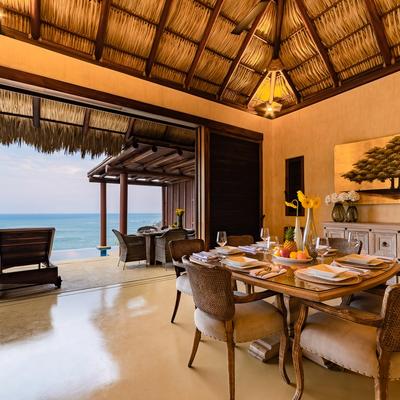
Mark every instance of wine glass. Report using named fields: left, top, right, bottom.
left=216, top=231, right=227, bottom=247
left=260, top=227, right=270, bottom=242
left=267, top=235, right=279, bottom=254
left=348, top=232, right=361, bottom=252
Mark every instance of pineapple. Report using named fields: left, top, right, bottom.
left=283, top=227, right=297, bottom=252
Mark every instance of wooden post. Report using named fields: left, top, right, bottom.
left=119, top=173, right=128, bottom=234
left=97, top=182, right=110, bottom=256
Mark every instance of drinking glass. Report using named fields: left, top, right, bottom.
left=267, top=235, right=279, bottom=253
left=260, top=227, right=270, bottom=242
left=216, top=231, right=227, bottom=247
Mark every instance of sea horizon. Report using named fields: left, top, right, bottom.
left=0, top=213, right=162, bottom=253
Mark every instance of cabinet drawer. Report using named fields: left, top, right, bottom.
left=371, top=232, right=397, bottom=258
left=324, top=228, right=345, bottom=239
left=346, top=230, right=369, bottom=254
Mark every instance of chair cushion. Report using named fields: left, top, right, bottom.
left=176, top=273, right=192, bottom=296
left=300, top=312, right=400, bottom=379
left=350, top=292, right=383, bottom=314
left=194, top=300, right=282, bottom=343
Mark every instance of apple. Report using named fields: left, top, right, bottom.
left=280, top=248, right=290, bottom=258
left=297, top=251, right=308, bottom=260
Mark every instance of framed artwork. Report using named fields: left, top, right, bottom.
left=334, top=134, right=400, bottom=204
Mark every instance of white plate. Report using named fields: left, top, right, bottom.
left=336, top=254, right=384, bottom=266
left=213, top=246, right=242, bottom=255
left=306, top=264, right=350, bottom=279
left=222, top=256, right=268, bottom=269
left=295, top=269, right=362, bottom=286
left=273, top=255, right=313, bottom=264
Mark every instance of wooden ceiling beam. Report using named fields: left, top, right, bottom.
left=185, top=0, right=225, bottom=89
left=30, top=0, right=41, bottom=40
left=125, top=118, right=136, bottom=141
left=82, top=108, right=91, bottom=135
left=273, top=0, right=284, bottom=59
left=364, top=0, right=393, bottom=66
left=122, top=147, right=158, bottom=166
left=145, top=151, right=183, bottom=168
left=164, top=158, right=195, bottom=171
left=294, top=0, right=339, bottom=87
left=105, top=166, right=193, bottom=181
left=32, top=96, right=40, bottom=128
left=281, top=69, right=301, bottom=103
left=146, top=0, right=173, bottom=77
left=94, top=0, right=112, bottom=61
left=218, top=2, right=268, bottom=99
left=89, top=176, right=166, bottom=187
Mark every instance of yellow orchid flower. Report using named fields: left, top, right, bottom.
left=285, top=201, right=298, bottom=209
left=297, top=190, right=306, bottom=202
left=312, top=197, right=321, bottom=208
left=301, top=198, right=314, bottom=208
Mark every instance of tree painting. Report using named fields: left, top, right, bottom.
left=342, top=135, right=400, bottom=191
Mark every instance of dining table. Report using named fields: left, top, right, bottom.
left=190, top=249, right=400, bottom=366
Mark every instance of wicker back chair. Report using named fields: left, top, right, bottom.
left=137, top=225, right=158, bottom=234
left=328, top=237, right=362, bottom=254
left=154, top=229, right=187, bottom=264
left=168, top=239, right=205, bottom=323
left=227, top=234, right=254, bottom=247
left=292, top=284, right=400, bottom=400
left=186, top=260, right=289, bottom=400
left=112, top=229, right=146, bottom=269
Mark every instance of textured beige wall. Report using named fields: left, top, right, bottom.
left=0, top=36, right=270, bottom=133
left=264, top=71, right=400, bottom=238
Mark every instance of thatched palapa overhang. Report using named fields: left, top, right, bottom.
left=0, top=87, right=196, bottom=158
left=0, top=0, right=399, bottom=117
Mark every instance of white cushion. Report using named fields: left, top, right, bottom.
left=194, top=300, right=283, bottom=343
left=300, top=312, right=400, bottom=379
left=176, top=273, right=192, bottom=296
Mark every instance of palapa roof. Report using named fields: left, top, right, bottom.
left=1, top=0, right=399, bottom=116
left=0, top=87, right=196, bottom=157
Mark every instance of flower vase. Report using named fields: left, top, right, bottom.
left=303, top=208, right=318, bottom=259
left=294, top=216, right=303, bottom=251
left=331, top=203, right=345, bottom=222
left=177, top=215, right=183, bottom=229
left=345, top=205, right=358, bottom=223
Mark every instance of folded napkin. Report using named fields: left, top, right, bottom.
left=337, top=254, right=384, bottom=266
left=250, top=267, right=286, bottom=280
left=191, top=251, right=219, bottom=262
left=238, top=245, right=258, bottom=254
left=307, top=264, right=349, bottom=279
left=222, top=256, right=267, bottom=269
left=214, top=246, right=242, bottom=255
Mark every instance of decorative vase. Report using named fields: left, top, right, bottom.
left=303, top=208, right=318, bottom=259
left=345, top=204, right=358, bottom=223
left=294, top=216, right=303, bottom=251
left=331, top=203, right=345, bottom=222
left=177, top=214, right=183, bottom=229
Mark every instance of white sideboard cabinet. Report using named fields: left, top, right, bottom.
left=323, top=222, right=400, bottom=260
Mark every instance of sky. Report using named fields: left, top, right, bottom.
left=0, top=144, right=162, bottom=214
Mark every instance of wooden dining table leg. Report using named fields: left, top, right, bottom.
left=277, top=294, right=290, bottom=384
left=292, top=303, right=309, bottom=400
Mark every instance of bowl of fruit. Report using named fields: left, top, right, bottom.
left=272, top=227, right=313, bottom=263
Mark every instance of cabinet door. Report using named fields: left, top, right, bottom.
left=346, top=229, right=369, bottom=254
left=371, top=231, right=397, bottom=258
left=325, top=228, right=345, bottom=239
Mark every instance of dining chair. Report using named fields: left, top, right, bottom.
left=292, top=284, right=400, bottom=400
left=227, top=234, right=254, bottom=247
left=186, top=260, right=290, bottom=400
left=112, top=229, right=146, bottom=269
left=327, top=237, right=362, bottom=254
left=154, top=229, right=187, bottom=264
left=168, top=239, right=205, bottom=323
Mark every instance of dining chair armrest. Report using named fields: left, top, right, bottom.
left=302, top=300, right=383, bottom=327
left=234, top=290, right=278, bottom=304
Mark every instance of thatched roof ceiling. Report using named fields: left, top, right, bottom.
left=0, top=88, right=196, bottom=157
left=0, top=0, right=399, bottom=116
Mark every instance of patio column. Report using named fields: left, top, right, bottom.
left=119, top=173, right=128, bottom=234
left=97, top=182, right=111, bottom=256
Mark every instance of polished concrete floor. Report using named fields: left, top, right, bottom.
left=1, top=277, right=399, bottom=400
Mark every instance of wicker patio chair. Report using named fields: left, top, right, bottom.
left=112, top=229, right=146, bottom=269
left=154, top=229, right=187, bottom=265
left=227, top=234, right=254, bottom=247
left=292, top=284, right=400, bottom=400
left=186, top=260, right=290, bottom=400
left=168, top=239, right=205, bottom=323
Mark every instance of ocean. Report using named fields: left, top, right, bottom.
left=0, top=213, right=162, bottom=260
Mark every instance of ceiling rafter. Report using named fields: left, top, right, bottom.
left=218, top=1, right=269, bottom=99
left=294, top=0, right=339, bottom=87
left=281, top=69, right=301, bottom=103
left=185, top=0, right=225, bottom=89
left=82, top=109, right=91, bottom=135
left=94, top=0, right=111, bottom=61
left=32, top=96, right=40, bottom=128
left=145, top=0, right=174, bottom=77
left=125, top=118, right=136, bottom=141
left=30, top=0, right=41, bottom=40
left=363, top=0, right=393, bottom=67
